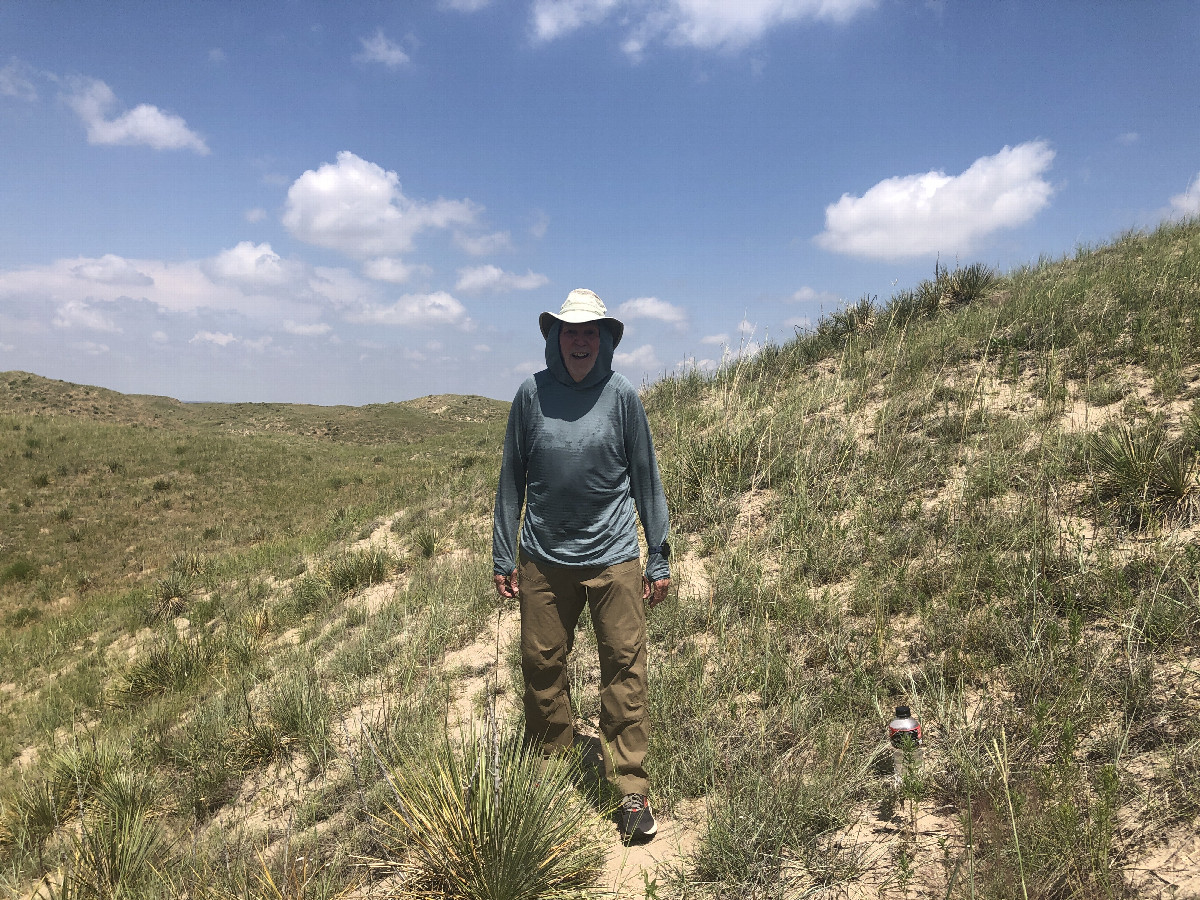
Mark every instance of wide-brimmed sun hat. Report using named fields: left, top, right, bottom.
left=539, top=289, right=624, bottom=348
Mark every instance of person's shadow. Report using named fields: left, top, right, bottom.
left=569, top=733, right=620, bottom=812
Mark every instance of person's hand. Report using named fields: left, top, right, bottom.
left=642, top=576, right=670, bottom=609
left=494, top=570, right=519, bottom=600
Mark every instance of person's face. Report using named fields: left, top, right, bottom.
left=559, top=321, right=601, bottom=382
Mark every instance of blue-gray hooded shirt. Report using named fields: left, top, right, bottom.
left=492, top=322, right=671, bottom=582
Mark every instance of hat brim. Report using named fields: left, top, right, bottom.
left=539, top=311, right=624, bottom=348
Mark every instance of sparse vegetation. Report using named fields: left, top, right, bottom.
left=2, top=221, right=1200, bottom=896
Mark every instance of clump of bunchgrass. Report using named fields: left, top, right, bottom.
left=366, top=726, right=608, bottom=900
left=265, top=665, right=337, bottom=770
left=116, top=634, right=217, bottom=702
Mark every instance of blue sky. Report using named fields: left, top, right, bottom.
left=2, top=1, right=1198, bottom=405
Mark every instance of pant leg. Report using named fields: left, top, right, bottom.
left=518, top=554, right=587, bottom=756
left=585, top=558, right=650, bottom=796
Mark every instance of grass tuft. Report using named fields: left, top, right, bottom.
left=368, top=727, right=608, bottom=900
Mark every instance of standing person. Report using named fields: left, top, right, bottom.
left=492, top=288, right=672, bottom=845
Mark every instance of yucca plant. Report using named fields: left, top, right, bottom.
left=413, top=526, right=438, bottom=559
left=1089, top=422, right=1199, bottom=526
left=941, top=262, right=997, bottom=308
left=148, top=570, right=192, bottom=622
left=57, top=812, right=167, bottom=899
left=368, top=727, right=608, bottom=900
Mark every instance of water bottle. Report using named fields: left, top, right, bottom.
left=887, top=705, right=923, bottom=785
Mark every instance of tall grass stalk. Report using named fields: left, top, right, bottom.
left=986, top=729, right=1028, bottom=900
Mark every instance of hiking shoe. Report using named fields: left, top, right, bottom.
left=617, top=793, right=657, bottom=844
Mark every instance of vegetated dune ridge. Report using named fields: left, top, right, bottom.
left=1, top=218, right=1198, bottom=899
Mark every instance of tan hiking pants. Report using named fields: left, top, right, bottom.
left=517, top=554, right=649, bottom=796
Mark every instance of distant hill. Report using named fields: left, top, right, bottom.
left=0, top=371, right=508, bottom=443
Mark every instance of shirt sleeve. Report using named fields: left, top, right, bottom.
left=492, top=385, right=529, bottom=576
left=624, top=389, right=671, bottom=582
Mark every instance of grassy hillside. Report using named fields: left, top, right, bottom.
left=1, top=219, right=1199, bottom=899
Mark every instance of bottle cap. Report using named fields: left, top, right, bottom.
left=895, top=705, right=911, bottom=717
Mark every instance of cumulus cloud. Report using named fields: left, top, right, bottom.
left=1, top=57, right=38, bottom=101
left=348, top=291, right=470, bottom=328
left=52, top=300, right=121, bottom=333
left=790, top=285, right=840, bottom=305
left=356, top=29, right=411, bottom=68
left=283, top=321, right=333, bottom=336
left=1169, top=174, right=1200, bottom=218
left=816, top=141, right=1055, bottom=260
left=191, top=331, right=238, bottom=346
left=362, top=257, right=430, bottom=284
left=532, top=0, right=875, bottom=53
left=455, top=230, right=513, bottom=256
left=455, top=265, right=549, bottom=293
left=283, top=151, right=478, bottom=258
left=205, top=242, right=299, bottom=288
left=72, top=254, right=154, bottom=286
left=615, top=296, right=687, bottom=329
left=614, top=343, right=662, bottom=373
left=72, top=341, right=110, bottom=356
left=614, top=340, right=662, bottom=376
left=700, top=332, right=728, bottom=345
left=65, top=77, right=209, bottom=153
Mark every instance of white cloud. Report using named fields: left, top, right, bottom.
left=245, top=207, right=268, bottom=223
left=440, top=0, right=492, bottom=10
left=532, top=0, right=875, bottom=52
left=72, top=341, right=110, bottom=356
left=151, top=331, right=169, bottom=343
left=52, top=300, right=121, bottom=333
left=283, top=321, right=333, bottom=336
left=205, top=242, right=300, bottom=288
left=283, top=151, right=478, bottom=257
left=362, top=257, right=430, bottom=284
left=1169, top=174, right=1200, bottom=218
left=700, top=332, right=728, bottom=345
left=816, top=141, right=1055, bottom=259
left=615, top=296, right=687, bottom=329
left=0, top=251, right=381, bottom=329
left=309, top=266, right=377, bottom=307
left=455, top=265, right=548, bottom=293
left=532, top=0, right=621, bottom=41
left=356, top=29, right=411, bottom=68
left=455, top=230, right=513, bottom=256
left=208, top=48, right=226, bottom=64
left=1, top=57, right=38, bottom=101
left=1, top=342, right=17, bottom=352
left=71, top=254, right=154, bottom=286
left=614, top=343, right=661, bottom=372
left=243, top=336, right=273, bottom=352
left=790, top=285, right=840, bottom=305
left=190, top=331, right=238, bottom=346
left=348, top=291, right=470, bottom=328
left=65, top=77, right=209, bottom=154
left=1117, top=131, right=1139, bottom=146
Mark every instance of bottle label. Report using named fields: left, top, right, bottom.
left=888, top=725, right=922, bottom=747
